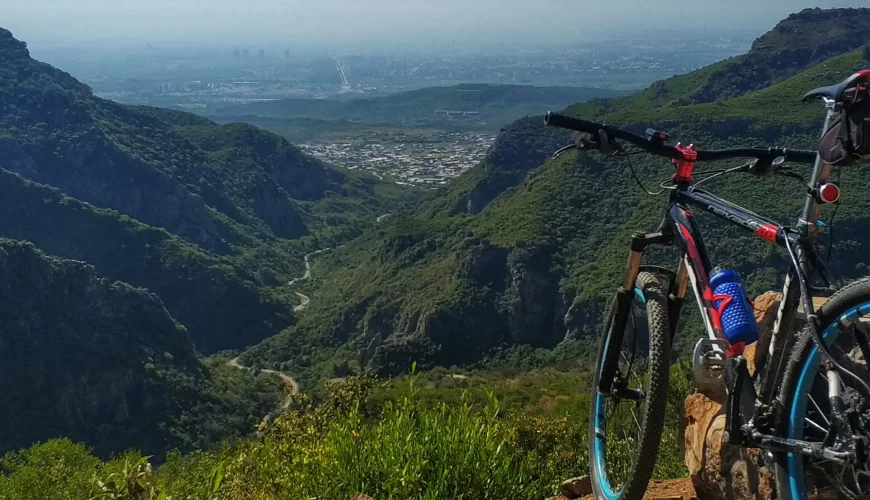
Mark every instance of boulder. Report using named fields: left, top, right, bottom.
left=560, top=476, right=593, bottom=499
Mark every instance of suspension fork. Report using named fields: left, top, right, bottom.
left=668, top=257, right=690, bottom=341
left=598, top=231, right=672, bottom=394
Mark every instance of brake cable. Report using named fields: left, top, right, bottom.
left=782, top=229, right=870, bottom=394
left=624, top=154, right=666, bottom=196
left=691, top=163, right=752, bottom=187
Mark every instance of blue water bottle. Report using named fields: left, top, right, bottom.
left=709, top=267, right=758, bottom=346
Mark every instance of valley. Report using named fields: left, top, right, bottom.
left=3, top=5, right=870, bottom=499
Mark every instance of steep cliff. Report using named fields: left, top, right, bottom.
left=0, top=240, right=282, bottom=457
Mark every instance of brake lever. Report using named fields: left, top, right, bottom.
left=748, top=155, right=786, bottom=176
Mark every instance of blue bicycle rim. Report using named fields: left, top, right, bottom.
left=786, top=302, right=870, bottom=499
left=592, top=288, right=645, bottom=500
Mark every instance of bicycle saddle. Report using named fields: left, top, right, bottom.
left=802, top=70, right=870, bottom=102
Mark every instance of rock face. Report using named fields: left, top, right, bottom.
left=362, top=241, right=570, bottom=376
left=682, top=394, right=774, bottom=500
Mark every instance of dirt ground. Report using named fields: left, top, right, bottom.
left=560, top=477, right=698, bottom=500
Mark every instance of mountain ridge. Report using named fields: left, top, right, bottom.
left=210, top=83, right=627, bottom=130
left=0, top=26, right=415, bottom=457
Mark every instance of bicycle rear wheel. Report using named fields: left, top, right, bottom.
left=589, top=272, right=671, bottom=500
left=775, top=277, right=870, bottom=500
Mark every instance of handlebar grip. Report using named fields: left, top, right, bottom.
left=786, top=150, right=818, bottom=164
left=544, top=112, right=598, bottom=134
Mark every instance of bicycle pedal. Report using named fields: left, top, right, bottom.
left=693, top=339, right=728, bottom=394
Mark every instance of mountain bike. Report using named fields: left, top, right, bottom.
left=545, top=71, right=870, bottom=500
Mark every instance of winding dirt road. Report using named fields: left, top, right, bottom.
left=293, top=292, right=310, bottom=312
left=227, top=356, right=299, bottom=395
left=287, top=248, right=332, bottom=311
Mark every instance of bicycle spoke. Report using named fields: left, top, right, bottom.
left=629, top=405, right=642, bottom=434
left=808, top=394, right=831, bottom=426
left=805, top=417, right=827, bottom=434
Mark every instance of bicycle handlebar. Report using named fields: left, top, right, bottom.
left=544, top=112, right=817, bottom=164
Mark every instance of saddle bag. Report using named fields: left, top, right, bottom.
left=819, top=96, right=870, bottom=165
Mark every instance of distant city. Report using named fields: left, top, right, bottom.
left=299, top=131, right=496, bottom=187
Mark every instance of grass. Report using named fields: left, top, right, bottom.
left=0, top=366, right=694, bottom=499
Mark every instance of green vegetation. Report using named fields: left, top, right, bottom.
left=0, top=167, right=295, bottom=352
left=0, top=366, right=692, bottom=499
left=0, top=239, right=283, bottom=458
left=211, top=84, right=627, bottom=130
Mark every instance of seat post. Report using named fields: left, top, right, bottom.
left=799, top=98, right=840, bottom=239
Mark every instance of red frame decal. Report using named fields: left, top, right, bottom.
left=753, top=223, right=779, bottom=243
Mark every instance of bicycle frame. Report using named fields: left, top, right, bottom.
left=598, top=98, right=850, bottom=459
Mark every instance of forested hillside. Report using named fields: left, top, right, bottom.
left=241, top=9, right=870, bottom=386
left=0, top=26, right=417, bottom=353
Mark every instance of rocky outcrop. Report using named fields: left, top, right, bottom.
left=560, top=476, right=593, bottom=498
left=682, top=8, right=870, bottom=105
left=505, top=245, right=565, bottom=346
left=360, top=240, right=572, bottom=376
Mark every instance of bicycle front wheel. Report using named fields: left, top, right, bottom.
left=589, top=272, right=671, bottom=500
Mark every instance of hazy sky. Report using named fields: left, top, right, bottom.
left=5, top=0, right=870, bottom=47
